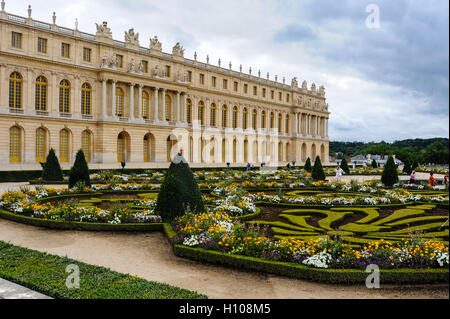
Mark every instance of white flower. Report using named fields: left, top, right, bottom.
left=183, top=235, right=199, bottom=247
left=302, top=251, right=333, bottom=269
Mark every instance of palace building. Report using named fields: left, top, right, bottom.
left=0, top=2, right=330, bottom=170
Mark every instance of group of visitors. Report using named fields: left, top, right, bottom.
left=410, top=170, right=449, bottom=187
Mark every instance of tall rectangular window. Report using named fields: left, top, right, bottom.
left=244, top=84, right=248, bottom=94
left=262, top=88, right=266, bottom=98
left=271, top=90, right=274, bottom=99
left=287, top=94, right=290, bottom=103
left=117, top=55, right=123, bottom=68
left=11, top=32, right=22, bottom=49
left=37, top=38, right=47, bottom=53
left=199, top=73, right=205, bottom=84
left=165, top=65, right=171, bottom=77
left=279, top=92, right=282, bottom=101
left=253, top=86, right=257, bottom=96
left=212, top=76, right=217, bottom=87
left=187, top=71, right=192, bottom=82
left=142, top=60, right=148, bottom=73
left=223, top=79, right=228, bottom=89
left=83, top=47, right=92, bottom=62
left=61, top=43, right=70, bottom=58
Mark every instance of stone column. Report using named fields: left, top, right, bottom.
left=0, top=64, right=6, bottom=107
left=182, top=93, right=187, bottom=123
left=161, top=88, right=167, bottom=121
left=111, top=80, right=117, bottom=118
left=294, top=112, right=298, bottom=135
left=176, top=91, right=181, bottom=122
left=153, top=87, right=159, bottom=121
left=129, top=83, right=135, bottom=120
left=137, top=84, right=142, bottom=119
left=101, top=79, right=107, bottom=117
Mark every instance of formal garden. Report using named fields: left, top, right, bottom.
left=0, top=148, right=448, bottom=290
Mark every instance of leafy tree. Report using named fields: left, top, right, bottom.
left=304, top=157, right=312, bottom=172
left=68, top=150, right=91, bottom=188
left=381, top=156, right=399, bottom=187
left=312, top=156, right=326, bottom=181
left=371, top=159, right=378, bottom=169
left=340, top=157, right=350, bottom=174
left=421, top=142, right=449, bottom=164
left=156, top=153, right=205, bottom=222
left=42, top=148, right=63, bottom=181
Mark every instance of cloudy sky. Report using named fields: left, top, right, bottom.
left=5, top=0, right=449, bottom=142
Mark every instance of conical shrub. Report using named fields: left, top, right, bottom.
left=156, top=153, right=205, bottom=222
left=340, top=157, right=350, bottom=174
left=312, top=156, right=326, bottom=181
left=42, top=148, right=63, bottom=181
left=371, top=159, right=378, bottom=169
left=381, top=156, right=399, bottom=187
left=68, top=150, right=91, bottom=188
left=304, top=157, right=312, bottom=172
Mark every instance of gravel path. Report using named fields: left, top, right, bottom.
left=0, top=219, right=447, bottom=299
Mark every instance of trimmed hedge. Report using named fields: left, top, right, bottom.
left=0, top=241, right=207, bottom=299
left=0, top=208, right=164, bottom=232
left=173, top=245, right=449, bottom=284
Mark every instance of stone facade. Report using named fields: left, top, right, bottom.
left=0, top=3, right=330, bottom=170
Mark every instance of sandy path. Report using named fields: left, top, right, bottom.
left=0, top=219, right=447, bottom=299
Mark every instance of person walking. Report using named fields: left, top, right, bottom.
left=246, top=163, right=251, bottom=171
left=410, top=170, right=416, bottom=184
left=335, top=165, right=344, bottom=182
left=429, top=173, right=436, bottom=187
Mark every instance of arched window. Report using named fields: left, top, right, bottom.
left=210, top=103, right=216, bottom=127
left=35, top=128, right=46, bottom=162
left=144, top=135, right=150, bottom=162
left=117, top=133, right=125, bottom=162
left=9, top=72, right=22, bottom=110
left=81, top=130, right=91, bottom=162
left=35, top=76, right=47, bottom=111
left=165, top=95, right=172, bottom=121
left=186, top=99, right=192, bottom=124
left=232, top=107, right=238, bottom=129
left=59, top=80, right=70, bottom=113
left=270, top=112, right=274, bottom=129
left=198, top=101, right=205, bottom=125
left=252, top=109, right=257, bottom=130
left=222, top=105, right=228, bottom=128
left=244, top=140, right=248, bottom=162
left=222, top=139, right=226, bottom=163
left=285, top=114, right=290, bottom=134
left=60, top=129, right=69, bottom=162
left=278, top=143, right=282, bottom=162
left=9, top=126, right=21, bottom=162
left=286, top=143, right=290, bottom=162
left=243, top=108, right=248, bottom=130
left=81, top=83, right=91, bottom=115
left=116, top=87, right=124, bottom=117
left=261, top=111, right=266, bottom=129
left=278, top=113, right=282, bottom=133
left=142, top=91, right=149, bottom=119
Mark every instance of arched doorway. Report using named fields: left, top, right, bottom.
left=167, top=135, right=177, bottom=162
left=117, top=132, right=130, bottom=163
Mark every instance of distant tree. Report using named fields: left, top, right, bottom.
left=304, top=157, right=312, bottom=172
left=312, top=157, right=326, bottom=181
left=340, top=158, right=350, bottom=174
left=42, top=148, right=64, bottom=181
left=381, top=156, right=399, bottom=187
left=371, top=159, right=378, bottom=169
left=68, top=150, right=91, bottom=188
left=421, top=142, right=449, bottom=164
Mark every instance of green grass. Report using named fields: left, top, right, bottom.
left=317, top=211, right=354, bottom=231
left=340, top=223, right=390, bottom=233
left=0, top=240, right=207, bottom=299
left=279, top=214, right=322, bottom=231
left=369, top=222, right=447, bottom=236
left=386, top=216, right=448, bottom=227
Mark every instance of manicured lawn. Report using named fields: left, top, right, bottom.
left=0, top=240, right=207, bottom=299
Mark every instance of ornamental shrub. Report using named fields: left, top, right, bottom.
left=42, top=148, right=63, bottom=181
left=371, top=159, right=378, bottom=169
left=403, top=159, right=412, bottom=175
left=304, top=158, right=312, bottom=172
left=312, top=156, right=326, bottom=181
left=381, top=156, right=399, bottom=187
left=340, top=158, right=350, bottom=174
left=156, top=153, right=205, bottom=222
left=68, top=150, right=91, bottom=188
